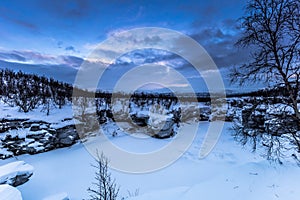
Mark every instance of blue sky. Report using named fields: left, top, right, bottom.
left=0, top=0, right=255, bottom=92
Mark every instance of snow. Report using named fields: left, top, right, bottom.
left=0, top=100, right=74, bottom=125
left=0, top=184, right=22, bottom=200
left=0, top=100, right=75, bottom=141
left=27, top=141, right=45, bottom=152
left=0, top=148, right=13, bottom=158
left=0, top=129, right=27, bottom=140
left=0, top=161, right=34, bottom=185
left=0, top=122, right=299, bottom=200
left=27, top=129, right=48, bottom=136
left=43, top=192, right=69, bottom=200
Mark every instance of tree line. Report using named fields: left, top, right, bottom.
left=0, top=69, right=72, bottom=114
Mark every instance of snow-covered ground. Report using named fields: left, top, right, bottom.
left=1, top=122, right=299, bottom=200
left=0, top=184, right=22, bottom=200
left=0, top=101, right=73, bottom=125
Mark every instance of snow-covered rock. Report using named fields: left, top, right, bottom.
left=43, top=192, right=69, bottom=200
left=0, top=184, right=22, bottom=200
left=0, top=147, right=13, bottom=159
left=56, top=125, right=78, bottom=146
left=148, top=114, right=176, bottom=138
left=0, top=161, right=34, bottom=187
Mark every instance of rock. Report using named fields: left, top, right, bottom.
left=0, top=184, right=22, bottom=200
left=56, top=125, right=78, bottom=146
left=0, top=148, right=13, bottom=159
left=131, top=112, right=149, bottom=127
left=29, top=124, right=40, bottom=132
left=26, top=141, right=45, bottom=154
left=59, top=136, right=74, bottom=146
left=62, top=118, right=72, bottom=122
left=22, top=120, right=49, bottom=129
left=0, top=161, right=34, bottom=187
left=27, top=130, right=48, bottom=139
left=0, top=119, right=28, bottom=132
left=152, top=119, right=175, bottom=139
left=48, top=128, right=56, bottom=134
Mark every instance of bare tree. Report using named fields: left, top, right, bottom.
left=87, top=152, right=120, bottom=200
left=232, top=0, right=300, bottom=117
left=231, top=0, right=300, bottom=162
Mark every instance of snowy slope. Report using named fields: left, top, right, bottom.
left=0, top=100, right=73, bottom=124
left=43, top=192, right=69, bottom=200
left=0, top=122, right=299, bottom=200
left=0, top=184, right=22, bottom=200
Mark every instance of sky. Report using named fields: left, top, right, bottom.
left=0, top=0, right=256, bottom=92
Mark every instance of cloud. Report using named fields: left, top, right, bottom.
left=39, top=0, right=93, bottom=19
left=65, top=46, right=79, bottom=53
left=57, top=41, right=63, bottom=48
left=0, top=52, right=27, bottom=62
left=188, top=20, right=248, bottom=68
left=61, top=55, right=84, bottom=68
left=65, top=46, right=75, bottom=51
left=0, top=50, right=84, bottom=69
left=107, top=28, right=163, bottom=45
left=0, top=7, right=38, bottom=31
left=9, top=18, right=37, bottom=30
left=57, top=42, right=79, bottom=53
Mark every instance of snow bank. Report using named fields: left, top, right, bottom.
left=0, top=184, right=22, bottom=200
left=0, top=161, right=34, bottom=186
left=43, top=192, right=69, bottom=200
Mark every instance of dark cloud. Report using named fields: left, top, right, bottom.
left=188, top=20, right=249, bottom=68
left=39, top=0, right=93, bottom=19
left=57, top=41, right=63, bottom=48
left=191, top=27, right=227, bottom=44
left=65, top=46, right=76, bottom=52
left=188, top=0, right=244, bottom=28
left=0, top=7, right=38, bottom=31
left=57, top=43, right=79, bottom=53
left=9, top=18, right=37, bottom=30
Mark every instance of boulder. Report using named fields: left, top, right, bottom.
left=56, top=125, right=78, bottom=146
left=152, top=119, right=175, bottom=139
left=0, top=161, right=34, bottom=187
